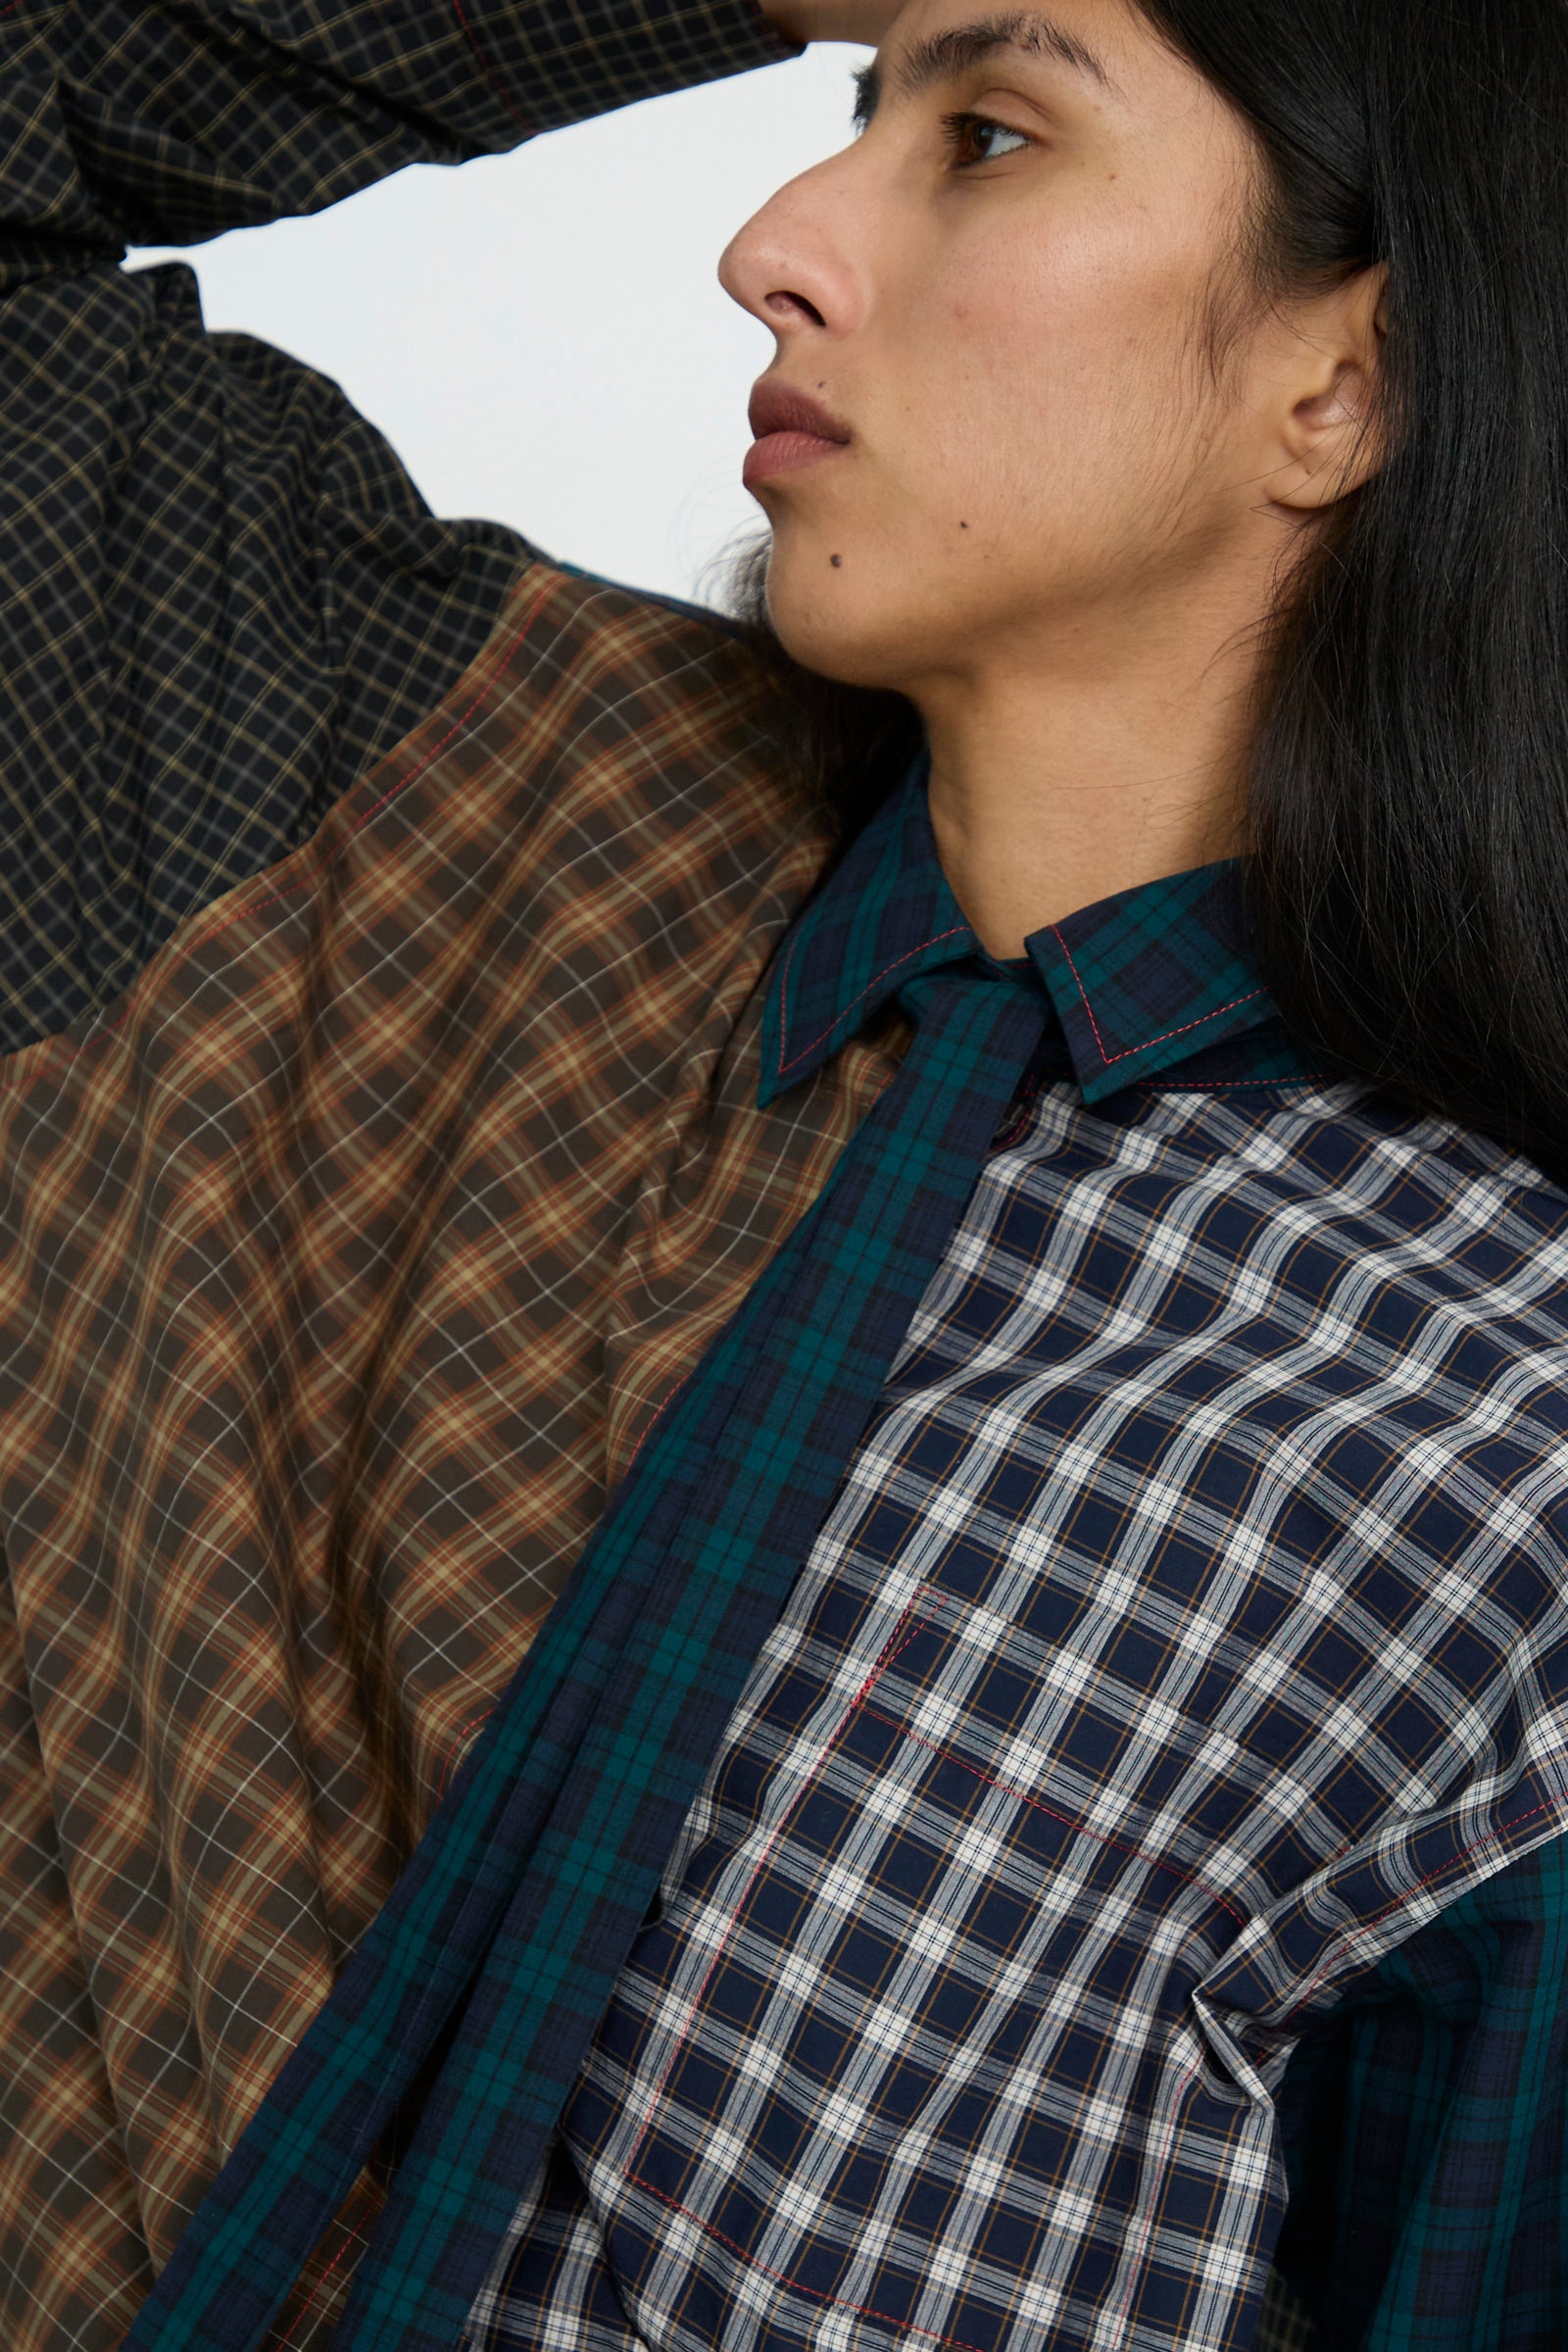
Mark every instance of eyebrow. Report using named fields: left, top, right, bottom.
left=851, top=11, right=1114, bottom=129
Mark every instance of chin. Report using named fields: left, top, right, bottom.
left=761, top=541, right=922, bottom=696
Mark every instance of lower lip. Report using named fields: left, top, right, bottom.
left=743, top=430, right=850, bottom=489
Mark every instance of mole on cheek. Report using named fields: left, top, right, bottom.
left=830, top=554, right=843, bottom=568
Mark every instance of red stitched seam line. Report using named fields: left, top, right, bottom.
left=1050, top=926, right=1262, bottom=1071
left=1297, top=1792, right=1565, bottom=2005
left=623, top=1592, right=948, bottom=2164
left=276, top=2215, right=364, bottom=2351
left=622, top=2175, right=992, bottom=2352
left=776, top=926, right=969, bottom=1079
left=198, top=577, right=554, bottom=953
left=620, top=1371, right=692, bottom=1483
left=1134, top=1074, right=1330, bottom=1094
left=860, top=1705, right=1248, bottom=1926
left=451, top=0, right=530, bottom=130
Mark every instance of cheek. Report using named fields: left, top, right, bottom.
left=909, top=223, right=1225, bottom=524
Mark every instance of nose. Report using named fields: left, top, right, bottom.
left=718, top=149, right=867, bottom=347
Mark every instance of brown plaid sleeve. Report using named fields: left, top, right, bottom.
left=0, top=558, right=890, bottom=2350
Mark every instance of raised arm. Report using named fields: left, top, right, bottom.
left=0, top=0, right=797, bottom=275
left=0, top=0, right=808, bottom=1058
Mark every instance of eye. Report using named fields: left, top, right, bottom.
left=941, top=110, right=1033, bottom=169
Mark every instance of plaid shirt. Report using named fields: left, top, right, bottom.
left=3, top=5, right=1568, bottom=2350
left=462, top=780, right=1568, bottom=2352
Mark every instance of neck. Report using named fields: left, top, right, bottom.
left=914, top=583, right=1264, bottom=959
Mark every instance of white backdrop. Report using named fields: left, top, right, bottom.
left=129, top=44, right=869, bottom=604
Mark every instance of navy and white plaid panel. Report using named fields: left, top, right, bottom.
left=470, top=1071, right=1568, bottom=2352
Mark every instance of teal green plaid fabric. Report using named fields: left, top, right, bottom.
left=121, top=792, right=1049, bottom=2352
left=1031, top=861, right=1310, bottom=1097
left=762, top=770, right=1296, bottom=1106
left=1277, top=1831, right=1568, bottom=2349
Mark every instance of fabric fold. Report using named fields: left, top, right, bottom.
left=122, top=965, right=1048, bottom=2352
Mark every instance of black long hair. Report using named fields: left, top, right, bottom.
left=726, top=0, right=1568, bottom=1170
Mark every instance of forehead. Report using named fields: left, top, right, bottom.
left=876, top=5, right=1118, bottom=96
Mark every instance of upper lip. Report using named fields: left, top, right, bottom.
left=747, top=379, right=852, bottom=444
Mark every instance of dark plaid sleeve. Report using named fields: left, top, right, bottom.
left=0, top=0, right=793, bottom=1054
left=1275, top=1835, right=1568, bottom=2349
left=0, top=0, right=794, bottom=280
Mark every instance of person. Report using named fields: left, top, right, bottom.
left=4, top=1, right=1568, bottom=2348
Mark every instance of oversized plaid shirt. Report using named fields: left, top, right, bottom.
left=2, top=3, right=1568, bottom=2350
left=458, top=782, right=1568, bottom=2352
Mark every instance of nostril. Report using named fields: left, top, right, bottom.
left=764, top=289, right=827, bottom=329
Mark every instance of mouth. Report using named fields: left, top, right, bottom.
left=744, top=378, right=852, bottom=491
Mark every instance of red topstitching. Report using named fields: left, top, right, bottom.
left=860, top=1704, right=1248, bottom=1925
left=1050, top=924, right=1262, bottom=1070
left=451, top=0, right=531, bottom=130
left=624, top=1592, right=947, bottom=2157
left=775, top=924, right=969, bottom=1080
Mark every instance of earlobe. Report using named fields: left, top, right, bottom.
left=1270, top=266, right=1388, bottom=514
left=1276, top=363, right=1379, bottom=511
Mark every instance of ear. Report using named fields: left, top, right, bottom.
left=1268, top=265, right=1388, bottom=514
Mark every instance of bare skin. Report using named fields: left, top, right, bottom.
left=741, top=0, right=1383, bottom=956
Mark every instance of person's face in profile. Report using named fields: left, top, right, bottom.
left=721, top=0, right=1373, bottom=706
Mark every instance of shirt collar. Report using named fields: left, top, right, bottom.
left=761, top=763, right=1290, bottom=1107
left=760, top=772, right=979, bottom=1107
left=1029, top=861, right=1280, bottom=1101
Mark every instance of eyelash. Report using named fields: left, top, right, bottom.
left=939, top=110, right=1033, bottom=168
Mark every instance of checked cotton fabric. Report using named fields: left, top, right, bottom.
left=7, top=3, right=1568, bottom=2350
left=0, top=555, right=884, bottom=2352
left=1277, top=1834, right=1568, bottom=2348
left=117, top=882, right=1048, bottom=2352
left=0, top=0, right=791, bottom=1058
left=464, top=787, right=1568, bottom=2352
